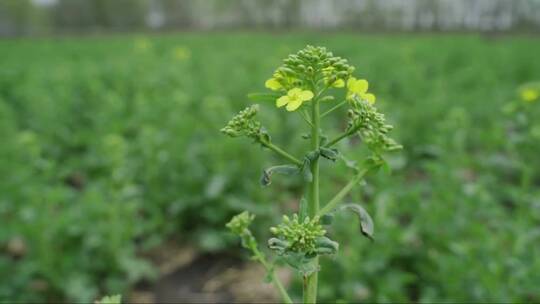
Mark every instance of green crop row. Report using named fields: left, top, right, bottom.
left=0, top=33, right=539, bottom=302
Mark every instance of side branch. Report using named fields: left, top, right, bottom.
left=261, top=140, right=303, bottom=166
left=321, top=99, right=347, bottom=118
left=318, top=168, right=369, bottom=216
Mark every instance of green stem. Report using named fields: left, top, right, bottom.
left=299, top=109, right=314, bottom=127
left=318, top=168, right=368, bottom=217
left=324, top=128, right=355, bottom=148
left=253, top=248, right=293, bottom=304
left=304, top=92, right=321, bottom=304
left=261, top=140, right=303, bottom=166
left=321, top=99, right=346, bottom=118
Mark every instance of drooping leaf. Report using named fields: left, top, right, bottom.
left=341, top=203, right=374, bottom=240
left=260, top=165, right=299, bottom=186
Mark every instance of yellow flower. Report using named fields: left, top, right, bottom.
left=173, top=46, right=191, bottom=61
left=265, top=71, right=298, bottom=91
left=134, top=38, right=151, bottom=52
left=265, top=77, right=282, bottom=91
left=347, top=77, right=376, bottom=104
left=276, top=88, right=314, bottom=111
left=332, top=79, right=345, bottom=88
left=520, top=88, right=539, bottom=102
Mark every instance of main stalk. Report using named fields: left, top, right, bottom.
left=304, top=95, right=320, bottom=303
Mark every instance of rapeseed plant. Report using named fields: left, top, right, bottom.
left=222, top=45, right=401, bottom=303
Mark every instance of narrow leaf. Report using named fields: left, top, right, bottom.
left=299, top=197, right=308, bottom=221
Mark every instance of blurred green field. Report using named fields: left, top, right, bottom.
left=1, top=33, right=539, bottom=303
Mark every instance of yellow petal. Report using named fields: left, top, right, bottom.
left=276, top=95, right=289, bottom=108
left=286, top=99, right=304, bottom=111
left=351, top=79, right=368, bottom=94
left=333, top=79, right=345, bottom=88
left=347, top=77, right=356, bottom=89
left=265, top=78, right=282, bottom=91
left=299, top=90, right=314, bottom=101
left=521, top=89, right=539, bottom=102
left=363, top=93, right=376, bottom=104
left=288, top=88, right=302, bottom=96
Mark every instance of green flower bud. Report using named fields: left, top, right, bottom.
left=221, top=105, right=266, bottom=141
left=269, top=213, right=332, bottom=255
left=347, top=98, right=402, bottom=155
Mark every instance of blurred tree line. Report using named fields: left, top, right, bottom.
left=1, top=0, right=540, bottom=36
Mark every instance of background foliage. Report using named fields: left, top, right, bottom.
left=0, top=33, right=539, bottom=302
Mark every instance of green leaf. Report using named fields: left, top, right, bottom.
left=320, top=147, right=339, bottom=162
left=320, top=214, right=333, bottom=225
left=260, top=165, right=299, bottom=186
left=301, top=165, right=313, bottom=182
left=281, top=252, right=319, bottom=276
left=315, top=236, right=339, bottom=255
left=268, top=238, right=290, bottom=255
left=300, top=150, right=319, bottom=182
left=341, top=204, right=374, bottom=240
left=300, top=158, right=313, bottom=183
left=248, top=92, right=280, bottom=102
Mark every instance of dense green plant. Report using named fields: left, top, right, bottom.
left=223, top=46, right=401, bottom=303
left=503, top=81, right=540, bottom=183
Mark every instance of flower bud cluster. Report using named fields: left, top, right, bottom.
left=269, top=214, right=330, bottom=255
left=348, top=97, right=402, bottom=155
left=272, top=45, right=355, bottom=91
left=226, top=211, right=258, bottom=251
left=226, top=211, right=255, bottom=235
left=221, top=105, right=263, bottom=140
